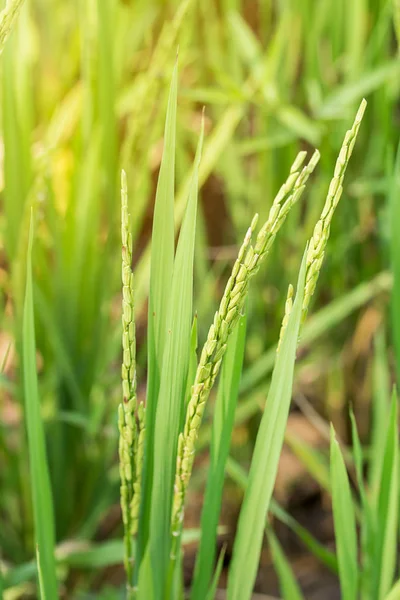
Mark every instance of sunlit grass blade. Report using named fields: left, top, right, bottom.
left=390, top=141, right=400, bottom=384
left=145, top=119, right=204, bottom=599
left=330, top=426, right=358, bottom=600
left=369, top=329, right=391, bottom=502
left=227, top=249, right=306, bottom=600
left=350, top=409, right=374, bottom=598
left=23, top=214, right=58, bottom=599
left=266, top=527, right=305, bottom=600
left=137, top=62, right=178, bottom=573
left=373, top=390, right=399, bottom=600
left=285, top=431, right=331, bottom=491
left=191, top=312, right=246, bottom=600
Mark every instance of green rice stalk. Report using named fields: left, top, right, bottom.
left=302, top=99, right=367, bottom=322
left=118, top=170, right=138, bottom=588
left=171, top=149, right=320, bottom=535
left=0, top=0, right=25, bottom=55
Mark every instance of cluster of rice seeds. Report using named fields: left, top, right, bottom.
left=118, top=171, right=138, bottom=581
left=171, top=149, right=320, bottom=536
left=302, top=99, right=367, bottom=322
left=276, top=99, right=366, bottom=352
left=130, top=401, right=145, bottom=536
left=0, top=0, right=25, bottom=55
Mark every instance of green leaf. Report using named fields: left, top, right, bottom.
left=205, top=546, right=226, bottom=600
left=191, top=312, right=246, bottom=600
left=22, top=214, right=58, bottom=600
left=330, top=426, right=358, bottom=600
left=138, top=61, right=178, bottom=572
left=350, top=410, right=374, bottom=598
left=227, top=250, right=307, bottom=600
left=285, top=430, right=331, bottom=492
left=373, top=391, right=399, bottom=600
left=145, top=118, right=204, bottom=599
left=390, top=142, right=400, bottom=385
left=369, top=329, right=391, bottom=503
left=266, top=527, right=304, bottom=600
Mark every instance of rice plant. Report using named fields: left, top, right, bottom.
left=114, top=67, right=367, bottom=599
left=2, top=1, right=400, bottom=599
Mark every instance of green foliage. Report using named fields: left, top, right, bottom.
left=22, top=216, right=58, bottom=599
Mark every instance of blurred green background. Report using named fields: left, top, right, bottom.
left=0, top=0, right=399, bottom=597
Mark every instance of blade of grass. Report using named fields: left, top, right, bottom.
left=227, top=249, right=306, bottom=600
left=349, top=409, right=375, bottom=599
left=390, top=141, right=400, bottom=384
left=266, top=527, right=305, bottom=600
left=369, top=329, right=391, bottom=503
left=330, top=426, right=358, bottom=600
left=205, top=546, right=226, bottom=600
left=137, top=62, right=178, bottom=574
left=373, top=391, right=399, bottom=600
left=146, top=120, right=204, bottom=599
left=23, top=213, right=58, bottom=599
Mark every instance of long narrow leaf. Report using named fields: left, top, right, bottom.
left=330, top=427, right=358, bottom=600
left=138, top=62, right=178, bottom=572
left=390, top=141, right=400, bottom=384
left=145, top=122, right=204, bottom=599
left=227, top=250, right=307, bottom=600
left=266, top=528, right=305, bottom=600
left=373, top=391, right=399, bottom=600
left=23, top=214, right=58, bottom=599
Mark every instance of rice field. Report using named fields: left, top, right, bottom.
left=0, top=1, right=400, bottom=599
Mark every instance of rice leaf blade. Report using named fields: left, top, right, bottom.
left=23, top=214, right=58, bottom=599
left=227, top=250, right=307, bottom=600
left=373, top=391, right=399, bottom=600
left=330, top=427, right=358, bottom=600
left=147, top=123, right=204, bottom=598
left=137, top=62, right=178, bottom=571
left=266, top=528, right=305, bottom=600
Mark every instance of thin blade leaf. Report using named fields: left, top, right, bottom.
left=138, top=61, right=178, bottom=571
left=227, top=249, right=307, bottom=600
left=23, top=214, right=58, bottom=599
left=144, top=122, right=204, bottom=599
left=330, top=426, right=358, bottom=600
